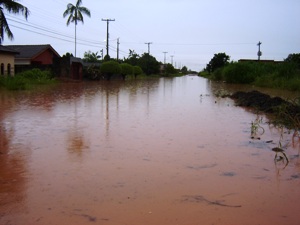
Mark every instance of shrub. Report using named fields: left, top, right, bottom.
left=0, top=69, right=55, bottom=90
left=100, top=61, right=121, bottom=75
left=120, top=63, right=133, bottom=76
left=133, top=66, right=143, bottom=76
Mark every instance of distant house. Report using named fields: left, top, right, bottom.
left=0, top=45, right=19, bottom=76
left=5, top=44, right=60, bottom=74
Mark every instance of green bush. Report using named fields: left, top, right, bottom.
left=100, top=61, right=121, bottom=75
left=0, top=69, right=55, bottom=90
left=133, top=66, right=143, bottom=76
left=120, top=63, right=133, bottom=76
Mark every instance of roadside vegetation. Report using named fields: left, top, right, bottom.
left=83, top=49, right=188, bottom=80
left=199, top=53, right=300, bottom=92
left=201, top=53, right=300, bottom=130
left=0, top=68, right=56, bottom=90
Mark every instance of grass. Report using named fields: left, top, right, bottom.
left=0, top=68, right=57, bottom=90
left=199, top=61, right=300, bottom=91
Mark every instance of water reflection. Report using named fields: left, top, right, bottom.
left=0, top=92, right=29, bottom=222
left=1, top=77, right=300, bottom=225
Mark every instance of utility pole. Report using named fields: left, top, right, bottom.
left=163, top=52, right=168, bottom=65
left=170, top=55, right=174, bottom=65
left=100, top=49, right=103, bottom=61
left=117, top=38, right=120, bottom=61
left=257, top=41, right=262, bottom=61
left=102, top=18, right=115, bottom=58
left=145, top=42, right=153, bottom=54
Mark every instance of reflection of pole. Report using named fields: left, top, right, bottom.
left=257, top=41, right=262, bottom=61
left=102, top=18, right=115, bottom=57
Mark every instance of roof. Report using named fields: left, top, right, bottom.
left=0, top=45, right=19, bottom=54
left=4, top=44, right=60, bottom=59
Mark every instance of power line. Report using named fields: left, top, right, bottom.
left=7, top=15, right=105, bottom=46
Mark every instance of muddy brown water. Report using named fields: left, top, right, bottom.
left=0, top=76, right=300, bottom=225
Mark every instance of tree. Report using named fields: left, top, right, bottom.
left=205, top=53, right=230, bottom=73
left=285, top=53, right=300, bottom=68
left=138, top=53, right=160, bottom=75
left=63, top=0, right=91, bottom=57
left=0, top=0, right=29, bottom=44
left=83, top=50, right=101, bottom=62
left=100, top=61, right=121, bottom=80
left=165, top=63, right=176, bottom=75
left=124, top=49, right=140, bottom=66
left=181, top=66, right=188, bottom=74
left=133, top=66, right=143, bottom=78
left=120, top=63, right=133, bottom=80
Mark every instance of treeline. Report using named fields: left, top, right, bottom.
left=82, top=50, right=188, bottom=80
left=199, top=53, right=300, bottom=91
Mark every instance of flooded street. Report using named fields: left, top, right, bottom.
left=1, top=76, right=300, bottom=225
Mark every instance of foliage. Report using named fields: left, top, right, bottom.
left=62, top=52, right=74, bottom=58
left=83, top=50, right=101, bottom=62
left=164, top=63, right=177, bottom=75
left=124, top=49, right=140, bottom=66
left=205, top=53, right=230, bottom=73
left=0, top=69, right=55, bottom=90
left=104, top=54, right=111, bottom=62
left=284, top=53, right=300, bottom=68
left=133, top=66, right=143, bottom=76
left=120, top=63, right=133, bottom=75
left=181, top=66, right=188, bottom=74
left=137, top=53, right=160, bottom=75
left=85, top=65, right=101, bottom=80
left=63, top=0, right=91, bottom=56
left=223, top=62, right=256, bottom=83
left=200, top=57, right=300, bottom=91
left=63, top=0, right=91, bottom=25
left=0, top=0, right=29, bottom=44
left=100, top=61, right=121, bottom=75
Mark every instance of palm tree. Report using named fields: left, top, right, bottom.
left=63, top=0, right=91, bottom=57
left=0, top=0, right=29, bottom=44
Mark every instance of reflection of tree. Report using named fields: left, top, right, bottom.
left=67, top=130, right=86, bottom=157
left=67, top=100, right=89, bottom=158
left=0, top=121, right=28, bottom=220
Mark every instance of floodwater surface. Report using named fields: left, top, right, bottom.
left=0, top=76, right=300, bottom=225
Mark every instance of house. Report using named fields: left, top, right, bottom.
left=5, top=44, right=60, bottom=74
left=3, top=44, right=84, bottom=80
left=0, top=45, right=19, bottom=76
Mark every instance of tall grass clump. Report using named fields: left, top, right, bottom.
left=223, top=62, right=256, bottom=83
left=254, top=62, right=300, bottom=91
left=0, top=68, right=56, bottom=90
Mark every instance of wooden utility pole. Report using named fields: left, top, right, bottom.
left=163, top=52, right=168, bottom=65
left=102, top=18, right=115, bottom=58
left=145, top=42, right=153, bottom=54
left=117, top=38, right=120, bottom=61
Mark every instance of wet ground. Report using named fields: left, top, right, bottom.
left=0, top=76, right=300, bottom=225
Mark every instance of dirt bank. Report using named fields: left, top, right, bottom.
left=230, top=90, right=300, bottom=128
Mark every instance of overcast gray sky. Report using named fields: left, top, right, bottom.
left=3, top=0, right=300, bottom=71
